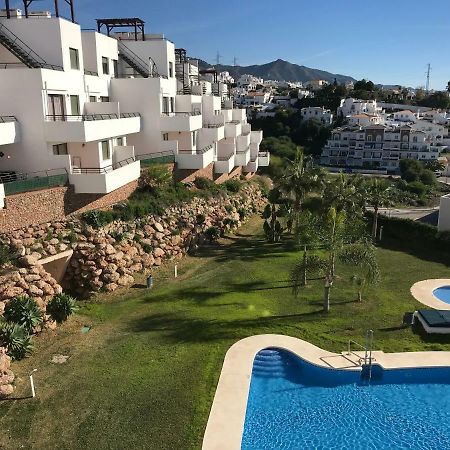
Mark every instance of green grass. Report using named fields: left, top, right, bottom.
left=1, top=217, right=450, bottom=449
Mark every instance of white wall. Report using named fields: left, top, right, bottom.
left=438, top=194, right=450, bottom=232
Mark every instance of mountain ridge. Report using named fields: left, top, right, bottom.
left=197, top=58, right=355, bottom=84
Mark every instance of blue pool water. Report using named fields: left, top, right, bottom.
left=433, top=286, right=450, bottom=304
left=242, top=348, right=450, bottom=449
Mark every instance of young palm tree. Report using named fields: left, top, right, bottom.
left=262, top=188, right=285, bottom=242
left=279, top=148, right=324, bottom=230
left=323, top=173, right=366, bottom=216
left=339, top=242, right=380, bottom=302
left=365, top=179, right=392, bottom=241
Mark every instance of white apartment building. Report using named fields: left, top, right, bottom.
left=320, top=124, right=443, bottom=172
left=237, top=74, right=263, bottom=90
left=300, top=107, right=333, bottom=125
left=338, top=98, right=383, bottom=117
left=393, top=110, right=417, bottom=122
left=241, top=91, right=271, bottom=106
left=0, top=12, right=142, bottom=194
left=347, top=113, right=384, bottom=127
left=0, top=10, right=268, bottom=197
left=218, top=71, right=234, bottom=84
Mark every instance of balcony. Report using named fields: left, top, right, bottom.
left=214, top=151, right=235, bottom=174
left=244, top=156, right=259, bottom=173
left=250, top=130, right=263, bottom=145
left=202, top=118, right=225, bottom=142
left=235, top=146, right=250, bottom=166
left=45, top=113, right=141, bottom=143
left=258, top=151, right=270, bottom=167
left=160, top=111, right=202, bottom=132
left=236, top=133, right=251, bottom=151
left=176, top=144, right=215, bottom=169
left=221, top=109, right=233, bottom=123
left=232, top=108, right=247, bottom=123
left=0, top=116, right=19, bottom=145
left=69, top=157, right=141, bottom=194
left=225, top=121, right=242, bottom=138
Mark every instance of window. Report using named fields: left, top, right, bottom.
left=69, top=48, right=79, bottom=70
left=101, top=141, right=110, bottom=160
left=162, top=133, right=169, bottom=141
left=367, top=135, right=373, bottom=142
left=162, top=97, right=169, bottom=114
left=170, top=97, right=174, bottom=113
left=89, top=96, right=96, bottom=103
left=192, top=131, right=197, bottom=146
left=70, top=95, right=80, bottom=115
left=413, top=136, right=418, bottom=143
left=113, top=60, right=118, bottom=78
left=52, top=143, right=68, bottom=155
left=100, top=96, right=110, bottom=103
left=47, top=94, right=65, bottom=119
left=116, top=137, right=124, bottom=146
left=102, top=57, right=109, bottom=75
left=169, top=62, right=173, bottom=78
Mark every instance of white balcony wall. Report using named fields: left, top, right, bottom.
left=69, top=160, right=140, bottom=194
left=202, top=96, right=222, bottom=121
left=198, top=127, right=225, bottom=148
left=167, top=131, right=196, bottom=151
left=161, top=139, right=178, bottom=153
left=214, top=154, right=234, bottom=174
left=235, top=148, right=250, bottom=166
left=221, top=109, right=233, bottom=123
left=176, top=148, right=214, bottom=169
left=245, top=159, right=258, bottom=173
left=0, top=184, right=4, bottom=208
left=236, top=134, right=250, bottom=151
left=232, top=108, right=246, bottom=123
left=160, top=114, right=202, bottom=132
left=0, top=120, right=20, bottom=145
left=258, top=152, right=270, bottom=167
left=45, top=115, right=141, bottom=142
left=241, top=123, right=251, bottom=135
left=438, top=194, right=450, bottom=232
left=250, top=142, right=260, bottom=158
left=251, top=130, right=263, bottom=145
left=225, top=122, right=242, bottom=138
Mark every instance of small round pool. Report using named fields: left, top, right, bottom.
left=433, top=286, right=450, bottom=304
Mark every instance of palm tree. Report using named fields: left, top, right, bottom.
left=365, top=179, right=392, bottom=241
left=279, top=148, right=324, bottom=230
left=323, top=173, right=366, bottom=215
left=339, top=242, right=379, bottom=302
left=262, top=188, right=285, bottom=242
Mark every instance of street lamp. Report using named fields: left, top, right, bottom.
left=29, top=369, right=37, bottom=398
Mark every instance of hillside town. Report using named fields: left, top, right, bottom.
left=2, top=2, right=450, bottom=450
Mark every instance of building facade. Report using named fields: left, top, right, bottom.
left=300, top=107, right=333, bottom=125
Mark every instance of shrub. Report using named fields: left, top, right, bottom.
left=142, top=243, right=153, bottom=254
left=45, top=230, right=53, bottom=241
left=205, top=226, right=220, bottom=242
left=406, top=181, right=427, bottom=196
left=3, top=296, right=43, bottom=333
left=171, top=228, right=181, bottom=236
left=138, top=165, right=172, bottom=191
left=133, top=234, right=142, bottom=243
left=67, top=230, right=78, bottom=244
left=0, top=244, right=14, bottom=266
left=237, top=207, right=246, bottom=220
left=194, top=177, right=215, bottom=190
left=196, top=214, right=205, bottom=225
left=81, top=210, right=114, bottom=228
left=419, top=169, right=436, bottom=186
left=110, top=230, right=127, bottom=242
left=222, top=179, right=241, bottom=193
left=224, top=205, right=233, bottom=213
left=0, top=320, right=33, bottom=360
left=46, top=293, right=77, bottom=323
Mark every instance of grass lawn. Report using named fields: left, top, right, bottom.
left=1, top=216, right=450, bottom=449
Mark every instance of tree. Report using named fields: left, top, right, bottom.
left=291, top=254, right=327, bottom=296
left=323, top=173, right=365, bottom=215
left=339, top=242, right=379, bottom=302
left=262, top=188, right=285, bottom=242
left=365, top=179, right=392, bottom=240
left=425, top=160, right=445, bottom=172
left=279, top=149, right=324, bottom=230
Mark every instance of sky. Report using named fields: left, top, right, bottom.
left=7, top=0, right=450, bottom=89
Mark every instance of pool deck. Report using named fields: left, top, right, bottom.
left=411, top=279, right=450, bottom=310
left=202, top=334, right=450, bottom=450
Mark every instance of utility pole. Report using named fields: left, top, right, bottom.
left=426, top=63, right=431, bottom=93
left=215, top=51, right=222, bottom=66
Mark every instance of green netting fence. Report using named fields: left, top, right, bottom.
left=3, top=173, right=68, bottom=195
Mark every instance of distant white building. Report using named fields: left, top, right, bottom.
left=241, top=91, right=271, bottom=106
left=393, top=110, right=417, bottom=122
left=347, top=113, right=384, bottom=127
left=306, top=79, right=328, bottom=91
left=338, top=98, right=382, bottom=117
left=301, top=107, right=333, bottom=125
left=237, top=74, right=263, bottom=90
left=218, top=71, right=234, bottom=84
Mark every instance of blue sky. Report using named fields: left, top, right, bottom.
left=8, top=0, right=450, bottom=89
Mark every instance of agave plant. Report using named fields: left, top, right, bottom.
left=0, top=319, right=33, bottom=360
left=3, top=295, right=43, bottom=333
left=46, top=293, right=78, bottom=323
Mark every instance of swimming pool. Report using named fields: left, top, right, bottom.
left=433, top=286, right=450, bottom=305
left=242, top=348, right=450, bottom=450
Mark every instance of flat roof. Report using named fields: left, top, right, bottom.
left=418, top=310, right=450, bottom=327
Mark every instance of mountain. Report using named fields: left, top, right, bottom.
left=196, top=58, right=355, bottom=84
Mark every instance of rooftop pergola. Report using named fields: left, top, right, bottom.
left=3, top=0, right=76, bottom=22
left=96, top=18, right=146, bottom=41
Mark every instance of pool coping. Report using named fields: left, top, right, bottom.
left=410, top=279, right=450, bottom=310
left=202, top=334, right=450, bottom=450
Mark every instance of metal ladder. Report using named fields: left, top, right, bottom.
left=347, top=329, right=374, bottom=382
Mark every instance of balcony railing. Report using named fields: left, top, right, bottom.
left=229, top=120, right=241, bottom=125
left=45, top=112, right=140, bottom=122
left=217, top=152, right=234, bottom=161
left=84, top=69, right=99, bottom=76
left=0, top=115, right=17, bottom=123
left=258, top=151, right=269, bottom=157
left=203, top=122, right=225, bottom=128
left=71, top=157, right=136, bottom=174
left=178, top=144, right=214, bottom=155
left=136, top=150, right=176, bottom=167
left=0, top=168, right=68, bottom=195
left=161, top=111, right=201, bottom=117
